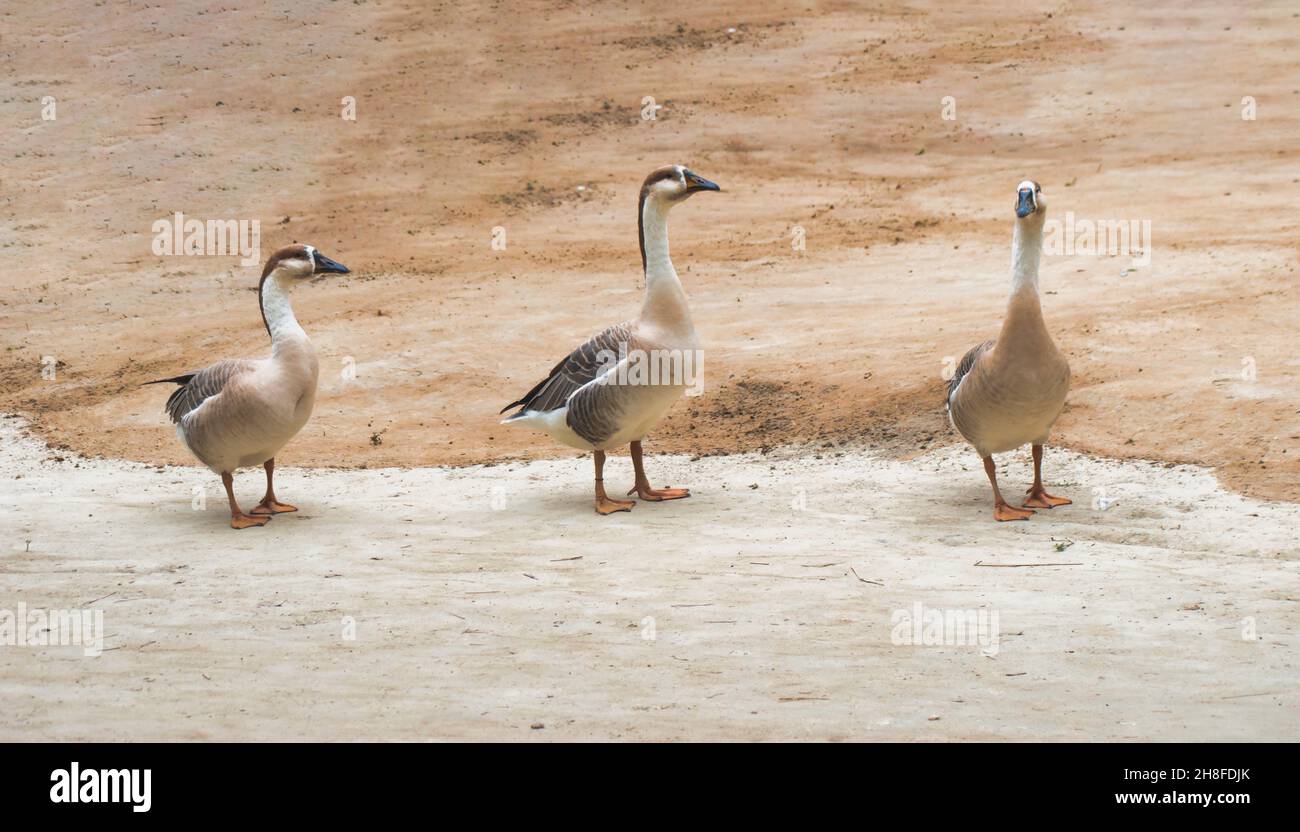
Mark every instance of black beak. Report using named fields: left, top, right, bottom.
left=684, top=170, right=721, bottom=193
left=1015, top=189, right=1036, bottom=218
left=313, top=251, right=350, bottom=275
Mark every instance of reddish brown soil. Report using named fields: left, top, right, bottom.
left=2, top=0, right=1297, bottom=502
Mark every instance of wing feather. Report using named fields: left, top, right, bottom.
left=151, top=359, right=258, bottom=424
left=501, top=323, right=634, bottom=415
left=947, top=339, right=994, bottom=407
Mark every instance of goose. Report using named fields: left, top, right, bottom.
left=500, top=164, right=720, bottom=514
left=145, top=244, right=350, bottom=528
left=947, top=180, right=1071, bottom=521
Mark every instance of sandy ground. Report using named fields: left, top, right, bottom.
left=1, top=0, right=1298, bottom=503
left=2, top=417, right=1296, bottom=741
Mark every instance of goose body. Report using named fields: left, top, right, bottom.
left=501, top=164, right=719, bottom=514
left=502, top=321, right=700, bottom=452
left=171, top=345, right=319, bottom=475
left=147, top=244, right=350, bottom=528
left=947, top=306, right=1070, bottom=456
left=947, top=181, right=1072, bottom=521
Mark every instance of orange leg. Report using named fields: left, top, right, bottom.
left=984, top=456, right=1034, bottom=522
left=250, top=458, right=298, bottom=515
left=627, top=440, right=690, bottom=502
left=222, top=471, right=271, bottom=529
left=594, top=450, right=635, bottom=515
left=1023, top=444, right=1071, bottom=509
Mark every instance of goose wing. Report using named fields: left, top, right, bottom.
left=501, top=322, right=633, bottom=416
left=145, top=359, right=259, bottom=423
left=947, top=339, right=994, bottom=408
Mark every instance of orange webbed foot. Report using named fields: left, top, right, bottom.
left=627, top=486, right=691, bottom=502
left=595, top=496, right=636, bottom=515
left=251, top=500, right=298, bottom=515
left=231, top=513, right=272, bottom=529
left=1023, top=491, right=1071, bottom=509
left=994, top=503, right=1035, bottom=522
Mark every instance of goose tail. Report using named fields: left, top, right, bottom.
left=142, top=374, right=195, bottom=387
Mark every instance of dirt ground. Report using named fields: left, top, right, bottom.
left=2, top=419, right=1297, bottom=741
left=2, top=0, right=1297, bottom=501
left=1, top=1, right=1298, bottom=740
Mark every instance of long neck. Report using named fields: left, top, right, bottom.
left=260, top=273, right=310, bottom=356
left=1010, top=219, right=1043, bottom=296
left=1000, top=219, right=1050, bottom=345
left=639, top=196, right=691, bottom=329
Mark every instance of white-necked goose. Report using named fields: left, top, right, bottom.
left=500, top=164, right=721, bottom=514
left=146, top=244, right=350, bottom=528
left=947, top=180, right=1072, bottom=521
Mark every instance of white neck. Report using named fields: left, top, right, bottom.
left=999, top=216, right=1053, bottom=348
left=261, top=272, right=309, bottom=352
left=1010, top=218, right=1044, bottom=297
left=640, top=196, right=690, bottom=327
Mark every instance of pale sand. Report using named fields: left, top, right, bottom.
left=2, top=417, right=1295, bottom=741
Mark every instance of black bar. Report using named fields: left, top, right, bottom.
left=1, top=743, right=1280, bottom=817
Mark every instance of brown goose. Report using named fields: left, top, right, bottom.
left=500, top=164, right=720, bottom=514
left=947, top=181, right=1071, bottom=521
left=146, top=244, right=350, bottom=528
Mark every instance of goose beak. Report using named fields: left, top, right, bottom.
left=1015, top=188, right=1036, bottom=218
left=313, top=252, right=350, bottom=275
left=684, top=170, right=721, bottom=193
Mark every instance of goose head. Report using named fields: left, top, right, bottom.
left=256, top=244, right=350, bottom=337
left=1014, top=180, right=1045, bottom=224
left=640, top=164, right=721, bottom=209
left=261, top=244, right=350, bottom=282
